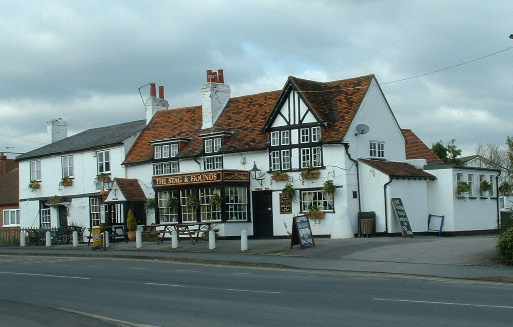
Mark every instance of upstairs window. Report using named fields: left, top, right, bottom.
left=170, top=143, right=179, bottom=157
left=270, top=151, right=281, bottom=171
left=300, top=128, right=310, bottom=143
left=213, top=138, right=222, bottom=153
left=204, top=138, right=222, bottom=154
left=281, top=130, right=290, bottom=145
left=30, top=159, right=41, bottom=181
left=370, top=141, right=385, bottom=158
left=311, top=126, right=321, bottom=143
left=154, top=145, right=162, bottom=159
left=97, top=150, right=111, bottom=174
left=270, top=131, right=280, bottom=147
left=162, top=144, right=170, bottom=158
left=204, top=155, right=223, bottom=171
left=61, top=155, right=73, bottom=178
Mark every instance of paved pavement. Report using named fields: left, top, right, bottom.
left=0, top=256, right=512, bottom=326
left=1, top=235, right=512, bottom=282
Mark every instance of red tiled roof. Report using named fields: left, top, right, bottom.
left=0, top=168, right=19, bottom=206
left=401, top=129, right=441, bottom=164
left=360, top=159, right=436, bottom=180
left=125, top=75, right=374, bottom=165
left=115, top=178, right=146, bottom=202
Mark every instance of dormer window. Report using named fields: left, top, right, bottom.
left=203, top=137, right=223, bottom=171
left=205, top=138, right=222, bottom=154
left=152, top=142, right=181, bottom=176
left=154, top=143, right=179, bottom=160
left=154, top=145, right=162, bottom=159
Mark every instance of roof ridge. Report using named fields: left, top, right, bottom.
left=289, top=74, right=375, bottom=86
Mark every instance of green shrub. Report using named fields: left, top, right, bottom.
left=127, top=210, right=137, bottom=232
left=497, top=227, right=513, bottom=265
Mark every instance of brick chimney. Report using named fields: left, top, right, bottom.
left=46, top=118, right=68, bottom=143
left=201, top=69, right=231, bottom=129
left=145, top=82, right=169, bottom=124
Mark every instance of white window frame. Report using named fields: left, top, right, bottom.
left=180, top=189, right=196, bottom=223
left=300, top=128, right=310, bottom=144
left=490, top=175, right=496, bottom=197
left=213, top=138, right=222, bottom=153
left=154, top=145, right=162, bottom=159
left=369, top=141, right=384, bottom=158
left=300, top=190, right=334, bottom=212
left=270, top=131, right=280, bottom=147
left=162, top=144, right=170, bottom=158
left=226, top=186, right=248, bottom=221
left=281, top=130, right=290, bottom=145
left=311, top=147, right=322, bottom=167
left=153, top=161, right=180, bottom=176
left=90, top=197, right=101, bottom=227
left=311, top=126, right=321, bottom=143
left=40, top=208, right=51, bottom=229
left=281, top=149, right=291, bottom=170
left=378, top=142, right=385, bottom=158
left=204, top=155, right=223, bottom=171
left=270, top=151, right=281, bottom=171
left=170, top=143, right=179, bottom=158
left=204, top=139, right=213, bottom=154
left=97, top=150, right=111, bottom=174
left=199, top=187, right=222, bottom=222
left=61, top=155, right=73, bottom=178
left=301, top=148, right=311, bottom=169
left=2, top=209, right=20, bottom=226
left=158, top=191, right=179, bottom=224
left=467, top=174, right=474, bottom=196
left=30, top=159, right=41, bottom=181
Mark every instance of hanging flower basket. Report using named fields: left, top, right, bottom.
left=307, top=210, right=325, bottom=220
left=282, top=183, right=296, bottom=200
left=272, top=172, right=289, bottom=182
left=29, top=180, right=41, bottom=190
left=301, top=169, right=321, bottom=180
left=323, top=180, right=336, bottom=195
left=62, top=177, right=73, bottom=187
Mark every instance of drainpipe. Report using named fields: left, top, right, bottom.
left=383, top=177, right=392, bottom=234
left=496, top=170, right=501, bottom=231
left=343, top=143, right=361, bottom=212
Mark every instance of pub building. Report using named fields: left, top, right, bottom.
left=123, top=69, right=494, bottom=238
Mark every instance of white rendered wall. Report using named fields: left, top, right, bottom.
left=344, top=79, right=406, bottom=162
left=359, top=162, right=389, bottom=233
left=388, top=179, right=430, bottom=233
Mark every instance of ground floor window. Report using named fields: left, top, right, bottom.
left=107, top=203, right=124, bottom=224
left=199, top=187, right=222, bottom=222
left=180, top=189, right=197, bottom=223
left=300, top=189, right=334, bottom=212
left=2, top=209, right=20, bottom=226
left=158, top=191, right=179, bottom=223
left=226, top=187, right=248, bottom=221
left=89, top=197, right=101, bottom=227
left=40, top=208, right=51, bottom=229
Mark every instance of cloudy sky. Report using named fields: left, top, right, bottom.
left=1, top=0, right=512, bottom=155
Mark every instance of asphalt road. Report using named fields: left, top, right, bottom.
left=0, top=255, right=512, bottom=326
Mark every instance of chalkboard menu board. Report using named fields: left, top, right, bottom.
left=391, top=198, right=413, bottom=237
left=291, top=215, right=315, bottom=249
left=280, top=193, right=292, bottom=214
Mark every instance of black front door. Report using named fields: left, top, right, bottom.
left=58, top=206, right=68, bottom=227
left=252, top=191, right=273, bottom=238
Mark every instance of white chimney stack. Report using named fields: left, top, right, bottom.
left=145, top=82, right=169, bottom=124
left=46, top=118, right=67, bottom=143
left=201, top=69, right=230, bottom=130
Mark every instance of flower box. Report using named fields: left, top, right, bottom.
left=272, top=172, right=289, bottom=182
left=301, top=169, right=321, bottom=180
left=29, top=181, right=41, bottom=190
left=307, top=211, right=325, bottom=220
left=62, top=178, right=73, bottom=187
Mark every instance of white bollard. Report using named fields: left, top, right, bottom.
left=240, top=229, right=248, bottom=252
left=208, top=230, right=216, bottom=250
left=72, top=231, right=78, bottom=247
left=104, top=231, right=110, bottom=248
left=45, top=231, right=51, bottom=247
left=136, top=229, right=142, bottom=249
left=20, top=230, right=26, bottom=247
left=171, top=230, right=178, bottom=249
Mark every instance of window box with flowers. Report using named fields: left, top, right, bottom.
left=62, top=177, right=74, bottom=187
left=29, top=180, right=41, bottom=190
left=272, top=171, right=289, bottom=182
left=307, top=204, right=326, bottom=221
left=301, top=169, right=321, bottom=180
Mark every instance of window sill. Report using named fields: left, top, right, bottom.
left=468, top=196, right=477, bottom=200
left=1, top=225, right=20, bottom=228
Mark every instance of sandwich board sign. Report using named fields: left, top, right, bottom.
left=391, top=198, right=413, bottom=237
left=290, top=215, right=315, bottom=249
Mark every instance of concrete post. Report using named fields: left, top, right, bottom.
left=72, top=231, right=78, bottom=247
left=136, top=229, right=142, bottom=249
left=208, top=230, right=216, bottom=250
left=171, top=230, right=178, bottom=249
left=104, top=231, right=110, bottom=248
left=20, top=230, right=26, bottom=247
left=240, top=229, right=248, bottom=252
left=45, top=231, right=51, bottom=247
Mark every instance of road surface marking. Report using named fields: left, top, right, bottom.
left=144, top=282, right=186, bottom=288
left=373, top=297, right=513, bottom=310
left=58, top=307, right=159, bottom=327
left=0, top=271, right=90, bottom=280
left=144, top=281, right=280, bottom=294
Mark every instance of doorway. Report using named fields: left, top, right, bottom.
left=252, top=191, right=273, bottom=238
left=58, top=206, right=68, bottom=227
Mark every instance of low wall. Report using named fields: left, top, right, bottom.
left=0, top=227, right=20, bottom=245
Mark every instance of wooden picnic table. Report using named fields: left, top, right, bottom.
left=156, top=222, right=216, bottom=244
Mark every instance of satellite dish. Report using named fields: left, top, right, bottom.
left=355, top=124, right=370, bottom=136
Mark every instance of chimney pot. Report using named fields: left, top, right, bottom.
left=158, top=85, right=165, bottom=99
left=217, top=69, right=224, bottom=83
left=150, top=83, right=157, bottom=97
